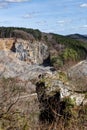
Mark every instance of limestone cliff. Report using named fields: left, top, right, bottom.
left=0, top=38, right=49, bottom=64
left=0, top=38, right=15, bottom=50
left=15, top=39, right=49, bottom=64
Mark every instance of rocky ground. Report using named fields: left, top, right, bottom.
left=0, top=38, right=87, bottom=130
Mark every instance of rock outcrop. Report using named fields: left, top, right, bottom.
left=0, top=38, right=15, bottom=50
left=0, top=50, right=52, bottom=81
left=15, top=39, right=49, bottom=64
left=0, top=38, right=49, bottom=64
left=67, top=60, right=87, bottom=92
left=36, top=71, right=87, bottom=107
left=35, top=71, right=87, bottom=128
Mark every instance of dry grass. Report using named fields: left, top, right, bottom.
left=0, top=77, right=87, bottom=130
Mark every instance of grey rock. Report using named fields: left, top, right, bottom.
left=0, top=50, right=52, bottom=81
left=67, top=60, right=87, bottom=91
left=15, top=39, right=49, bottom=64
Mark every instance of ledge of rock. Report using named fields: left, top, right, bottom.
left=36, top=72, right=87, bottom=106
left=67, top=60, right=87, bottom=92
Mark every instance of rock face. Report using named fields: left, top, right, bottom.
left=67, top=60, right=87, bottom=92
left=36, top=72, right=87, bottom=106
left=15, top=39, right=49, bottom=64
left=0, top=38, right=15, bottom=50
left=0, top=38, right=49, bottom=64
left=68, top=60, right=87, bottom=79
left=0, top=50, right=52, bottom=81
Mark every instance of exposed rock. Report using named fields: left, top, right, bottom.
left=0, top=50, right=52, bottom=81
left=0, top=38, right=49, bottom=64
left=68, top=60, right=87, bottom=78
left=36, top=72, right=86, bottom=107
left=36, top=76, right=86, bottom=126
left=0, top=38, right=15, bottom=50
left=67, top=60, right=87, bottom=91
left=15, top=39, right=49, bottom=64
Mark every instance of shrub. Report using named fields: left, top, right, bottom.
left=51, top=56, right=63, bottom=69
left=60, top=97, right=76, bottom=127
left=62, top=48, right=78, bottom=61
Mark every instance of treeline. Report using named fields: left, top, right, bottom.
left=50, top=33, right=87, bottom=69
left=0, top=27, right=41, bottom=40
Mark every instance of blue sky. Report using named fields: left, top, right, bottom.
left=0, top=0, right=87, bottom=35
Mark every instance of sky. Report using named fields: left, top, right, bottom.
left=0, top=0, right=87, bottom=35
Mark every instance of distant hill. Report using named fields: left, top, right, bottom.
left=0, top=27, right=87, bottom=69
left=67, top=33, right=87, bottom=43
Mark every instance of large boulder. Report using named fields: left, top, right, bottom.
left=36, top=72, right=87, bottom=106
left=67, top=60, right=87, bottom=92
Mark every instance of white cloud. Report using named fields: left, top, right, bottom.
left=0, top=0, right=30, bottom=9
left=57, top=19, right=72, bottom=23
left=23, top=12, right=39, bottom=19
left=5, top=0, right=30, bottom=3
left=82, top=25, right=87, bottom=28
left=80, top=3, right=87, bottom=7
left=78, top=24, right=87, bottom=29
left=36, top=21, right=47, bottom=26
left=23, top=14, right=33, bottom=18
left=56, top=20, right=65, bottom=24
